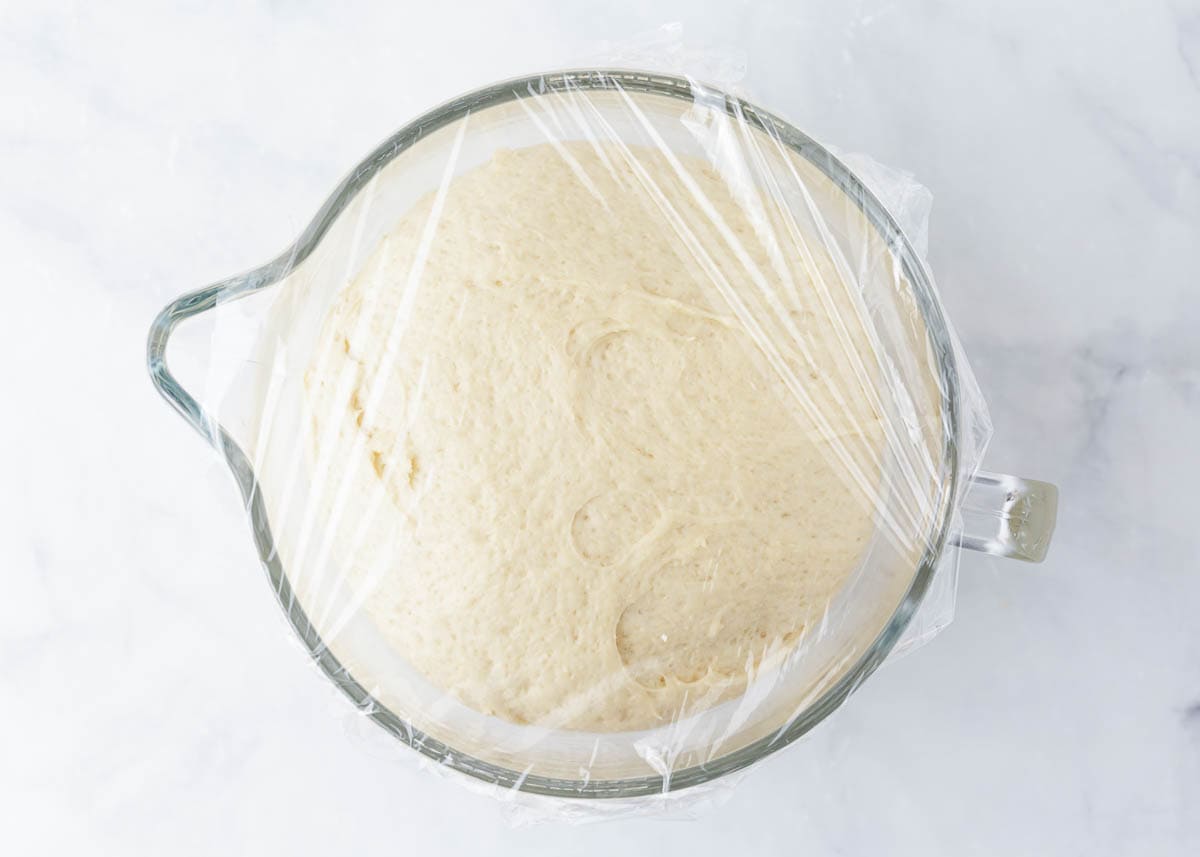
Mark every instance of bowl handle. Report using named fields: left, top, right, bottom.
left=950, top=471, right=1059, bottom=562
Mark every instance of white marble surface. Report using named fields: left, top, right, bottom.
left=3, top=0, right=1199, bottom=853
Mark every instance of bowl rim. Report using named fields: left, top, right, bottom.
left=147, top=68, right=961, bottom=799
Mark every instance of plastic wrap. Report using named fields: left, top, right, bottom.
left=148, top=49, right=1057, bottom=820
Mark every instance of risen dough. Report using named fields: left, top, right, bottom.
left=305, top=142, right=885, bottom=732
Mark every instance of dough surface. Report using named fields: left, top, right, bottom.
left=305, top=142, right=886, bottom=732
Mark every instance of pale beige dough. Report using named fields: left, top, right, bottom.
left=305, top=142, right=887, bottom=731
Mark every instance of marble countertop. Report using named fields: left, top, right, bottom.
left=3, top=1, right=1198, bottom=853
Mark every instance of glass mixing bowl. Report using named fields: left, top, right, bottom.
left=148, top=70, right=1057, bottom=798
